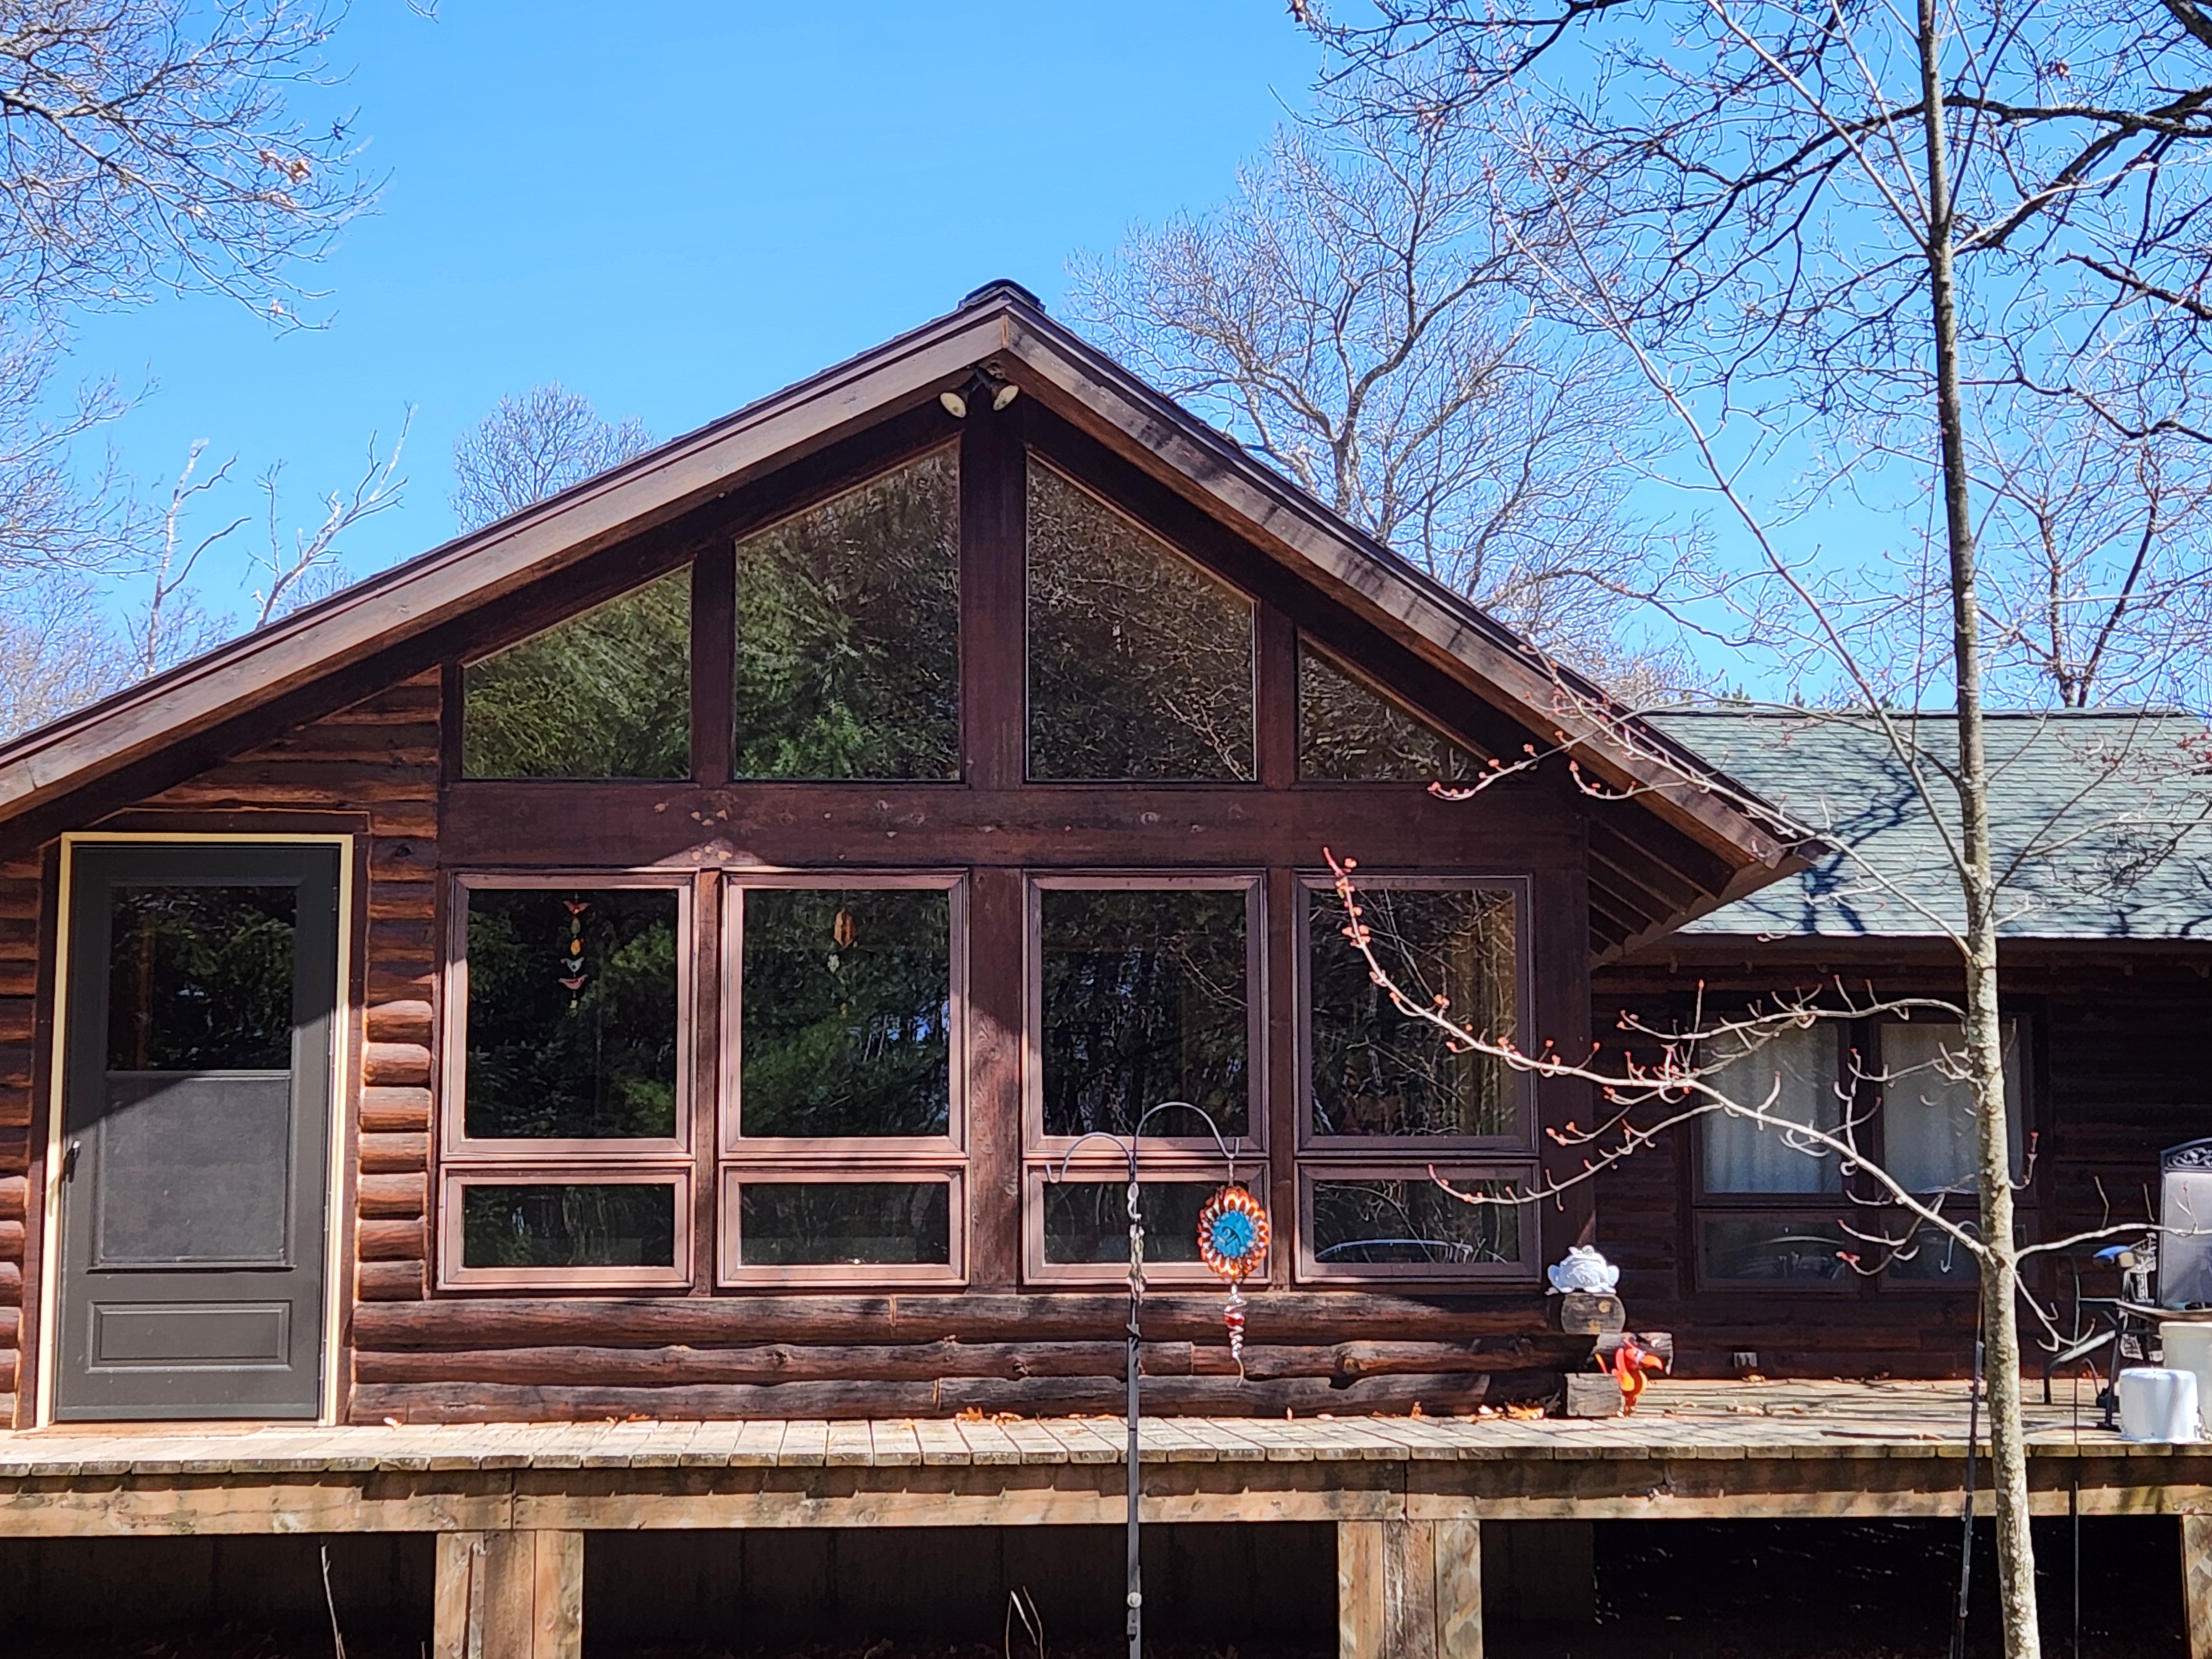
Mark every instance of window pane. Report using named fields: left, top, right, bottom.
left=739, top=887, right=951, bottom=1138
left=1311, top=1177, right=1520, bottom=1267
left=1042, top=1181, right=1214, bottom=1264
left=460, top=1183, right=677, bottom=1269
left=464, top=888, right=680, bottom=1140
left=737, top=1182, right=951, bottom=1266
left=1308, top=887, right=1517, bottom=1138
left=1701, top=1025, right=1843, bottom=1194
left=1882, top=1019, right=2026, bottom=1192
left=734, top=450, right=961, bottom=780
left=107, top=885, right=296, bottom=1070
left=1698, top=1215, right=1849, bottom=1285
left=1026, top=459, right=1254, bottom=781
left=463, top=571, right=690, bottom=779
left=1040, top=888, right=1249, bottom=1139
left=1298, top=644, right=1478, bottom=783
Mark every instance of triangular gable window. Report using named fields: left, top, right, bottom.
left=463, top=570, right=690, bottom=779
left=1026, top=457, right=1255, bottom=781
left=734, top=447, right=961, bottom=780
left=1298, top=640, right=1479, bottom=783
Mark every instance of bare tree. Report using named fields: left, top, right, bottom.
left=0, top=0, right=373, bottom=324
left=0, top=574, right=126, bottom=736
left=1310, top=0, right=2212, bottom=1648
left=450, top=384, right=652, bottom=534
left=1066, top=106, right=1692, bottom=692
left=248, top=410, right=409, bottom=624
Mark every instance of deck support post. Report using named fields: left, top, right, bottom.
left=1337, top=1517, right=1481, bottom=1659
left=434, top=1530, right=584, bottom=1659
left=2185, top=1514, right=2212, bottom=1659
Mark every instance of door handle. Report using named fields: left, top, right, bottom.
left=62, top=1140, right=80, bottom=1181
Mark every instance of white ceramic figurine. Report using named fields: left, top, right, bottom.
left=1546, top=1245, right=1620, bottom=1295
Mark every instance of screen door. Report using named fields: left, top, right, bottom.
left=53, top=843, right=341, bottom=1420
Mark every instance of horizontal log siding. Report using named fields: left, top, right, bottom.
left=1590, top=953, right=2212, bottom=1379
left=0, top=853, right=35, bottom=1423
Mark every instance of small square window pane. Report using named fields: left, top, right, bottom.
left=1311, top=1177, right=1520, bottom=1267
left=460, top=1183, right=677, bottom=1269
left=465, top=888, right=680, bottom=1140
left=737, top=1182, right=951, bottom=1266
left=738, top=886, right=952, bottom=1139
left=1698, top=1215, right=1850, bottom=1285
left=463, top=571, right=691, bottom=779
left=1308, top=886, right=1517, bottom=1138
left=1298, top=644, right=1478, bottom=782
left=1042, top=1181, right=1215, bottom=1264
left=1040, top=888, right=1249, bottom=1139
left=1700, top=1025, right=1843, bottom=1194
left=107, top=884, right=297, bottom=1071
left=1882, top=1019, right=2026, bottom=1193
left=734, top=451, right=961, bottom=780
left=1027, top=459, right=1254, bottom=781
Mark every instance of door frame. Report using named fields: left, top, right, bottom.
left=35, top=832, right=357, bottom=1427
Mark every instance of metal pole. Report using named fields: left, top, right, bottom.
left=1950, top=1334, right=1984, bottom=1659
left=1126, top=1171, right=1143, bottom=1659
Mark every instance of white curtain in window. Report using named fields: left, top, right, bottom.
left=1882, top=1018, right=2025, bottom=1193
left=1702, top=1024, right=1843, bottom=1194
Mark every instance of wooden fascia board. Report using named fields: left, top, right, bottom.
left=0, top=311, right=1011, bottom=822
left=996, top=311, right=1792, bottom=878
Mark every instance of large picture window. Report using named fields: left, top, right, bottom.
left=440, top=875, right=693, bottom=1288
left=719, top=877, right=964, bottom=1285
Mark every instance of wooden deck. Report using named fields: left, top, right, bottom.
left=0, top=1379, right=2201, bottom=1533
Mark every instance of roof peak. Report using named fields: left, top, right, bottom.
left=959, top=278, right=1045, bottom=312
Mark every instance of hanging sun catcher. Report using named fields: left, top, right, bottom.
left=559, top=898, right=590, bottom=1004
left=1196, top=1183, right=1270, bottom=1372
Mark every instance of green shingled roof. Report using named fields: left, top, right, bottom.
left=1647, top=708, right=2212, bottom=940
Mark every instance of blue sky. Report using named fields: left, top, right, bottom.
left=71, top=1, right=1322, bottom=617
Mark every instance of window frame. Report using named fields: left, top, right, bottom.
left=1024, top=872, right=1269, bottom=1162
left=1295, top=873, right=1536, bottom=1156
left=1022, top=1166, right=1251, bottom=1287
left=440, top=870, right=697, bottom=1166
left=438, top=1165, right=693, bottom=1292
left=1692, top=1209, right=1859, bottom=1295
left=1292, top=635, right=1482, bottom=786
left=1022, top=454, right=1261, bottom=787
left=1689, top=1019, right=1851, bottom=1207
left=716, top=1165, right=966, bottom=1288
left=718, top=872, right=968, bottom=1160
left=1295, top=1161, right=1539, bottom=1285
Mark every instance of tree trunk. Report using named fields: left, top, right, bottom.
left=1917, top=7, right=2041, bottom=1657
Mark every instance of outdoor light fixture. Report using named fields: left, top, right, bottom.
left=941, top=367, right=1019, bottom=420
left=938, top=389, right=969, bottom=419
left=992, top=379, right=1020, bottom=411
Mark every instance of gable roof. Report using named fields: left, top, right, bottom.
left=0, top=281, right=1794, bottom=929
left=1650, top=707, right=2212, bottom=940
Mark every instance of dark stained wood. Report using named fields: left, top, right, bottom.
left=351, top=1369, right=1558, bottom=1423
left=690, top=549, right=734, bottom=789
left=963, top=867, right=1022, bottom=1291
left=357, top=1291, right=1561, bottom=1349
left=440, top=780, right=1570, bottom=873
left=959, top=392, right=1025, bottom=791
left=1257, top=604, right=1298, bottom=790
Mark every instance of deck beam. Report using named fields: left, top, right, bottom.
left=435, top=1529, right=583, bottom=1659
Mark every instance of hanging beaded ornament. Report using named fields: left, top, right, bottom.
left=559, top=898, right=590, bottom=1003
left=1196, top=1183, right=1270, bottom=1373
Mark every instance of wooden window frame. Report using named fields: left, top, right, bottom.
left=440, top=871, right=697, bottom=1166
left=1866, top=1011, right=2037, bottom=1294
left=1295, top=873, right=1536, bottom=1156
left=1024, top=872, right=1269, bottom=1164
left=438, top=1166, right=693, bottom=1291
left=716, top=1165, right=966, bottom=1288
left=718, top=872, right=968, bottom=1160
left=1295, top=1161, right=1539, bottom=1285
left=1689, top=1019, right=1851, bottom=1208
left=1692, top=1209, right=1859, bottom=1295
left=1021, top=1164, right=1253, bottom=1288
left=1023, top=453, right=1261, bottom=789
left=1291, top=635, right=1484, bottom=787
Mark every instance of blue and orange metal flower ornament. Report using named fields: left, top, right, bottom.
left=1196, top=1183, right=1270, bottom=1371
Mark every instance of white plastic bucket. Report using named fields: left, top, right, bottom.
left=2118, top=1366, right=2200, bottom=1442
left=2161, top=1322, right=2212, bottom=1435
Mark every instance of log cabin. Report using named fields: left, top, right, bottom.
left=0, top=280, right=2207, bottom=1657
